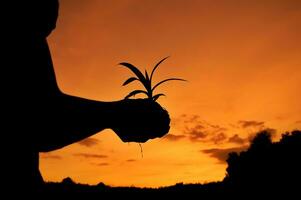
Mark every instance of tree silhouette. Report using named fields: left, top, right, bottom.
left=224, top=130, right=301, bottom=194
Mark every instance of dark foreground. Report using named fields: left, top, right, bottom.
left=41, top=130, right=300, bottom=197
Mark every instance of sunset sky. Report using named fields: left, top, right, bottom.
left=40, top=0, right=301, bottom=187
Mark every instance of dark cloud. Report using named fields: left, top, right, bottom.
left=187, top=129, right=208, bottom=142
left=164, top=134, right=186, bottom=141
left=202, top=146, right=248, bottom=163
left=183, top=118, right=228, bottom=144
left=96, top=163, right=109, bottom=166
left=174, top=115, right=274, bottom=145
left=228, top=134, right=246, bottom=144
left=238, top=120, right=265, bottom=128
left=183, top=115, right=201, bottom=124
left=74, top=153, right=107, bottom=159
left=275, top=116, right=289, bottom=121
left=296, top=120, right=301, bottom=124
left=90, top=162, right=109, bottom=166
left=40, top=153, right=62, bottom=160
left=184, top=121, right=208, bottom=142
left=77, top=137, right=100, bottom=147
left=211, top=132, right=227, bottom=144
left=126, top=159, right=136, bottom=162
left=210, top=124, right=227, bottom=132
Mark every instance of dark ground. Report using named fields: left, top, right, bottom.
left=40, top=130, right=300, bottom=198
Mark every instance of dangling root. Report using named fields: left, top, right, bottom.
left=138, top=143, right=143, bottom=158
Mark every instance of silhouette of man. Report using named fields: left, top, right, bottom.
left=4, top=0, right=169, bottom=192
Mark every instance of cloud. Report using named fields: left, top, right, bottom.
left=183, top=115, right=201, bottom=124
left=96, top=163, right=109, bottom=166
left=211, top=132, right=227, bottom=144
left=77, top=137, right=100, bottom=147
left=40, top=153, right=62, bottom=160
left=182, top=117, right=228, bottom=144
left=74, top=153, right=107, bottom=159
left=187, top=130, right=208, bottom=142
left=90, top=162, right=109, bottom=166
left=126, top=159, right=137, bottom=162
left=184, top=122, right=208, bottom=142
left=164, top=134, right=186, bottom=141
left=228, top=134, right=246, bottom=144
left=202, top=146, right=248, bottom=163
left=238, top=120, right=265, bottom=128
left=174, top=114, right=274, bottom=145
left=296, top=120, right=301, bottom=124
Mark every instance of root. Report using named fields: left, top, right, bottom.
left=138, top=143, right=143, bottom=158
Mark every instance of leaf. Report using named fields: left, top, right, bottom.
left=152, top=93, right=165, bottom=101
left=122, top=77, right=138, bottom=86
left=119, top=62, right=150, bottom=94
left=144, top=70, right=152, bottom=96
left=150, top=56, right=169, bottom=82
left=145, top=70, right=150, bottom=82
left=152, top=78, right=187, bottom=92
left=124, top=90, right=148, bottom=99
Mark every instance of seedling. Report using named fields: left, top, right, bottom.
left=120, top=57, right=186, bottom=101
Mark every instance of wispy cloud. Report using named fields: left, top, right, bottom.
left=173, top=114, right=276, bottom=146
left=211, top=132, right=227, bottom=144
left=296, top=120, right=301, bottom=124
left=74, top=153, right=107, bottom=159
left=185, top=127, right=208, bottom=142
left=77, top=137, right=100, bottom=147
left=180, top=115, right=228, bottom=144
left=228, top=134, right=247, bottom=144
left=202, top=146, right=248, bottom=163
left=91, top=162, right=109, bottom=166
left=164, top=134, right=186, bottom=141
left=238, top=120, right=265, bottom=129
left=96, top=163, right=109, bottom=166
left=126, top=159, right=137, bottom=162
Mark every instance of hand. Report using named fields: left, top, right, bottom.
left=112, top=99, right=170, bottom=143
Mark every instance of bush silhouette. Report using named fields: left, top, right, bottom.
left=224, top=130, right=301, bottom=194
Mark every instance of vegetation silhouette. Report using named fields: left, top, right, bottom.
left=43, top=130, right=301, bottom=196
left=120, top=56, right=186, bottom=101
left=4, top=0, right=170, bottom=193
left=224, top=130, right=301, bottom=194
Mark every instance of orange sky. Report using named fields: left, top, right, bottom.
left=40, top=0, right=301, bottom=187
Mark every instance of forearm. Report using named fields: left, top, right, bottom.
left=38, top=94, right=120, bottom=152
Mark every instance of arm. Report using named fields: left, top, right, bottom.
left=38, top=95, right=170, bottom=152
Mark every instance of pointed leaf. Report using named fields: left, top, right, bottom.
left=124, top=90, right=148, bottom=99
left=122, top=77, right=138, bottom=86
left=152, top=78, right=187, bottom=92
left=119, top=62, right=150, bottom=93
left=144, top=70, right=152, bottom=95
left=150, top=56, right=169, bottom=82
left=152, top=93, right=165, bottom=101
left=145, top=70, right=150, bottom=82
left=119, top=62, right=145, bottom=81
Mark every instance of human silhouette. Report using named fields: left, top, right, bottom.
left=4, top=0, right=170, bottom=192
